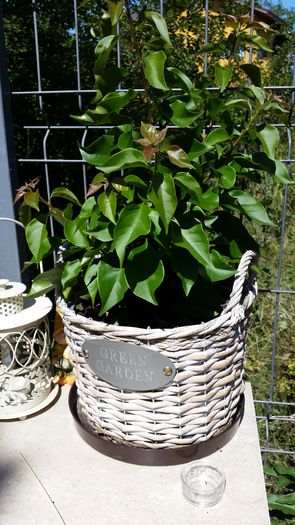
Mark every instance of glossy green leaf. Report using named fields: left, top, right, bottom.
left=215, top=63, right=233, bottom=92
left=79, top=197, right=97, bottom=221
left=80, top=248, right=101, bottom=267
left=48, top=207, right=67, bottom=226
left=217, top=166, right=236, bottom=188
left=249, top=85, right=265, bottom=105
left=198, top=189, right=219, bottom=212
left=25, top=219, right=51, bottom=262
left=257, top=124, right=280, bottom=159
left=61, top=260, right=81, bottom=289
left=171, top=248, right=199, bottom=296
left=87, top=227, right=112, bottom=242
left=126, top=244, right=165, bottom=304
left=89, top=106, right=117, bottom=116
left=174, top=172, right=201, bottom=195
left=224, top=98, right=251, bottom=110
left=265, top=101, right=288, bottom=113
left=90, top=90, right=105, bottom=104
left=167, top=67, right=194, bottom=93
left=79, top=135, right=115, bottom=166
left=27, top=264, right=63, bottom=297
left=205, top=250, right=236, bottom=282
left=113, top=204, right=151, bottom=264
left=70, top=112, right=96, bottom=125
left=205, top=95, right=224, bottom=118
left=170, top=100, right=201, bottom=127
left=94, top=35, right=119, bottom=73
left=143, top=50, right=169, bottom=91
left=188, top=139, right=210, bottom=160
left=124, top=175, right=148, bottom=189
left=252, top=151, right=276, bottom=173
left=51, top=187, right=82, bottom=206
left=118, top=132, right=133, bottom=150
left=274, top=160, right=295, bottom=184
left=126, top=240, right=148, bottom=259
left=96, top=148, right=147, bottom=173
left=204, top=128, right=230, bottom=146
left=149, top=172, right=177, bottom=233
left=94, top=65, right=125, bottom=94
left=98, top=192, right=117, bottom=224
left=229, top=190, right=274, bottom=225
left=111, top=178, right=129, bottom=193
left=149, top=210, right=161, bottom=236
left=214, top=212, right=259, bottom=254
left=240, top=64, right=262, bottom=86
left=117, top=124, right=133, bottom=133
left=145, top=11, right=171, bottom=45
left=166, top=146, right=193, bottom=168
left=245, top=34, right=273, bottom=53
left=132, top=260, right=164, bottom=304
left=119, top=186, right=134, bottom=202
left=176, top=224, right=211, bottom=267
left=97, top=261, right=128, bottom=315
left=100, top=89, right=137, bottom=113
left=24, top=191, right=39, bottom=211
left=84, top=263, right=99, bottom=305
left=204, top=215, right=218, bottom=228
left=64, top=217, right=90, bottom=248
left=19, top=202, right=32, bottom=227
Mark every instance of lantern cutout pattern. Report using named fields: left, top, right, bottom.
left=0, top=279, right=58, bottom=419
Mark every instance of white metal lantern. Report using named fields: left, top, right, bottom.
left=0, top=279, right=26, bottom=315
left=0, top=218, right=59, bottom=418
left=0, top=283, right=59, bottom=419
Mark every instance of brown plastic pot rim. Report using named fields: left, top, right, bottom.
left=68, top=384, right=244, bottom=466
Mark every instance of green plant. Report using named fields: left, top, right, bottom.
left=265, top=463, right=295, bottom=523
left=15, top=1, right=294, bottom=327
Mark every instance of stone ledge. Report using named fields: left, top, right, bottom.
left=0, top=382, right=270, bottom=525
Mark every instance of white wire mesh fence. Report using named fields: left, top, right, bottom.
left=0, top=0, right=294, bottom=462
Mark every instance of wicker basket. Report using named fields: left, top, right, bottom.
left=58, top=250, right=257, bottom=450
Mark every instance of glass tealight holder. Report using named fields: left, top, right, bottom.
left=181, top=462, right=225, bottom=508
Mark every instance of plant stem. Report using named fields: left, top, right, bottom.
left=232, top=107, right=262, bottom=148
left=39, top=195, right=67, bottom=222
left=124, top=0, right=153, bottom=122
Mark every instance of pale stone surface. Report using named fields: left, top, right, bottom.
left=0, top=383, right=270, bottom=525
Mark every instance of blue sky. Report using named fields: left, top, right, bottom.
left=280, top=0, right=294, bottom=8
left=270, top=0, right=294, bottom=9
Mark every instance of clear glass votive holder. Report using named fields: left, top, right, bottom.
left=181, top=462, right=226, bottom=508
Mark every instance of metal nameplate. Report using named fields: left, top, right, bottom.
left=81, top=338, right=176, bottom=392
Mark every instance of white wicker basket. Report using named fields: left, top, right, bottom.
left=58, top=250, right=257, bottom=450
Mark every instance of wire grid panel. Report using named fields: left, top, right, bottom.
left=2, top=0, right=295, bottom=460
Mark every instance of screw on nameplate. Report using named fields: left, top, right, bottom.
left=81, top=338, right=176, bottom=391
left=82, top=348, right=89, bottom=358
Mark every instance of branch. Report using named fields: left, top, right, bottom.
left=124, top=0, right=153, bottom=122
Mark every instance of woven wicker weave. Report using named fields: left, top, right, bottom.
left=58, top=250, right=257, bottom=449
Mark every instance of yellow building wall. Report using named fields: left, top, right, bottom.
left=175, top=9, right=272, bottom=73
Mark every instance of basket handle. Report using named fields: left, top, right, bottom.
left=223, top=250, right=258, bottom=316
left=0, top=217, right=44, bottom=274
left=0, top=216, right=25, bottom=230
